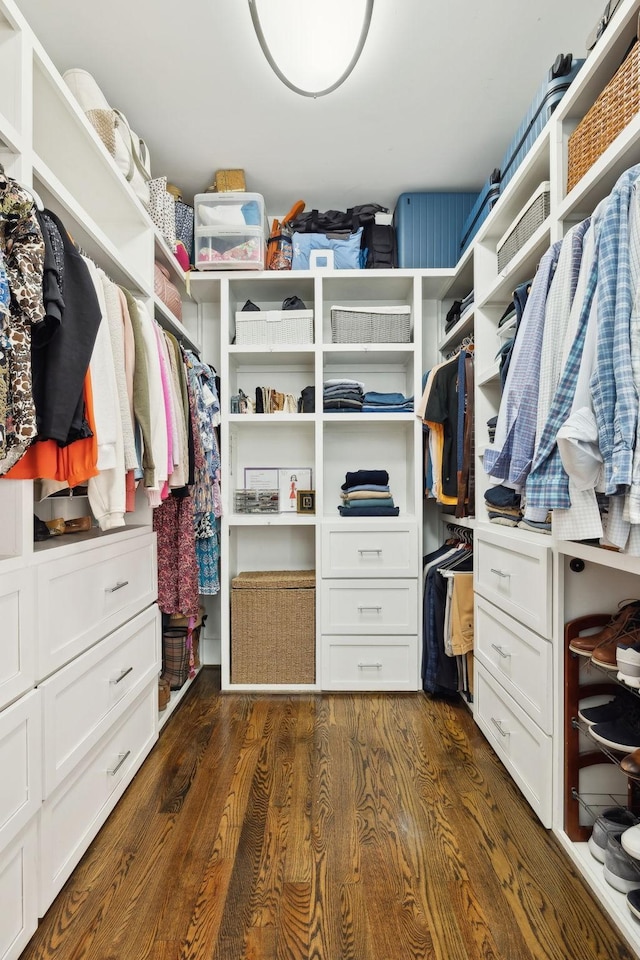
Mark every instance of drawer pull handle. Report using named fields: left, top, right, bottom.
left=107, top=750, right=131, bottom=776
left=358, top=661, right=383, bottom=669
left=357, top=605, right=382, bottom=613
left=106, top=580, right=129, bottom=594
left=110, top=666, right=134, bottom=685
left=490, top=717, right=509, bottom=738
left=358, top=548, right=382, bottom=556
left=490, top=568, right=510, bottom=579
left=490, top=643, right=511, bottom=660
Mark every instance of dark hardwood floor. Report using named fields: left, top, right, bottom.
left=21, top=668, right=636, bottom=960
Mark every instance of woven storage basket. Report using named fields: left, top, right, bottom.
left=330, top=305, right=411, bottom=344
left=567, top=35, right=640, bottom=193
left=235, top=309, right=313, bottom=346
left=496, top=183, right=550, bottom=272
left=231, top=570, right=315, bottom=684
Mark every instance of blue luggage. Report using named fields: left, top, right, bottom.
left=394, top=192, right=478, bottom=268
left=500, top=53, right=584, bottom=191
left=459, top=169, right=501, bottom=255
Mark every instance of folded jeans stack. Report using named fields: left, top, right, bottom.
left=323, top=378, right=364, bottom=412
left=362, top=390, right=413, bottom=413
left=484, top=484, right=523, bottom=527
left=338, top=469, right=399, bottom=517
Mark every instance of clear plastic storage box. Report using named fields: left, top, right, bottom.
left=193, top=192, right=266, bottom=270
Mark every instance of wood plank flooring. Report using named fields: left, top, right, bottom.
left=21, top=668, right=636, bottom=960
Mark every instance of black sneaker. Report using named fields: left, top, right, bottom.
left=579, top=690, right=638, bottom=726
left=628, top=888, right=640, bottom=920
left=590, top=697, right=640, bottom=752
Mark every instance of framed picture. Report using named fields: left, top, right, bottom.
left=296, top=490, right=316, bottom=515
left=278, top=468, right=312, bottom=512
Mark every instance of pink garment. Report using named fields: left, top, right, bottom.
left=153, top=322, right=174, bottom=477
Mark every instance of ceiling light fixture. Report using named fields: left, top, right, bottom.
left=248, top=0, right=374, bottom=98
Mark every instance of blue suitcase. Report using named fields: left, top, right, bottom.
left=500, top=53, right=584, bottom=191
left=459, top=169, right=501, bottom=255
left=394, top=192, right=478, bottom=268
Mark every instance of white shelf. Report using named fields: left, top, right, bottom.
left=153, top=295, right=200, bottom=354
left=323, top=343, right=414, bottom=354
left=32, top=153, right=149, bottom=293
left=323, top=412, right=415, bottom=422
left=158, top=668, right=201, bottom=731
left=440, top=515, right=476, bottom=530
left=496, top=316, right=516, bottom=337
left=478, top=219, right=551, bottom=309
left=0, top=109, right=22, bottom=154
left=555, top=538, right=640, bottom=575
left=438, top=305, right=474, bottom=352
left=555, top=835, right=640, bottom=958
left=228, top=413, right=314, bottom=424
left=476, top=362, right=500, bottom=386
left=227, top=513, right=317, bottom=526
left=230, top=345, right=315, bottom=361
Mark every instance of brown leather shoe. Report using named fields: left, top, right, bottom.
left=621, top=749, right=640, bottom=778
left=570, top=601, right=640, bottom=657
left=592, top=620, right=640, bottom=671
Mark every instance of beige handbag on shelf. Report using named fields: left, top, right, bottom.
left=63, top=67, right=152, bottom=208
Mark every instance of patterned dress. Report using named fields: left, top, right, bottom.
left=0, top=176, right=45, bottom=473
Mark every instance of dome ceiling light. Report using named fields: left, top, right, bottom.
left=248, top=0, right=374, bottom=98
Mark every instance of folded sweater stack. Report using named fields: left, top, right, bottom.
left=338, top=469, right=400, bottom=517
left=362, top=390, right=413, bottom=413
left=323, top=378, right=364, bottom=412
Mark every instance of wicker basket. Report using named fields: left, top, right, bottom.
left=235, top=309, right=313, bottom=346
left=231, top=570, right=315, bottom=684
left=496, top=183, right=550, bottom=272
left=330, top=305, right=411, bottom=344
left=567, top=36, right=640, bottom=193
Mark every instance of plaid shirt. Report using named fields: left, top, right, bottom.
left=527, top=166, right=640, bottom=509
left=483, top=242, right=561, bottom=485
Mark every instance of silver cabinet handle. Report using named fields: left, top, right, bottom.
left=358, top=548, right=382, bottom=555
left=490, top=568, right=510, bottom=579
left=110, top=666, right=133, bottom=685
left=105, top=580, right=129, bottom=594
left=491, top=643, right=511, bottom=660
left=358, top=661, right=383, bottom=669
left=107, top=749, right=131, bottom=776
left=357, top=605, right=382, bottom=613
left=490, top=717, right=509, bottom=738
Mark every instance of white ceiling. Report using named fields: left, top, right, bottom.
left=16, top=0, right=605, bottom=215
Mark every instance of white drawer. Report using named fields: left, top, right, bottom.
left=321, top=635, right=418, bottom=690
left=39, top=680, right=157, bottom=914
left=40, top=604, right=161, bottom=798
left=0, top=690, right=41, bottom=853
left=0, top=567, right=35, bottom=712
left=321, top=522, right=418, bottom=578
left=475, top=662, right=552, bottom=827
left=321, top=579, right=417, bottom=634
left=0, top=817, right=38, bottom=960
left=475, top=596, right=552, bottom=734
left=36, top=532, right=157, bottom=679
left=475, top=528, right=551, bottom=638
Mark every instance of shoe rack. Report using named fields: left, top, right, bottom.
left=564, top=614, right=636, bottom=842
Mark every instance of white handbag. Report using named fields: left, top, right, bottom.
left=63, top=67, right=151, bottom=208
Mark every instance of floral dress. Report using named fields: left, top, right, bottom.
left=0, top=175, right=45, bottom=473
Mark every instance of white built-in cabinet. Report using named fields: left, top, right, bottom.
left=0, top=2, right=200, bottom=958
left=437, top=1, right=640, bottom=953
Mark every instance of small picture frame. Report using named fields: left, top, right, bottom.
left=296, top=489, right=316, bottom=515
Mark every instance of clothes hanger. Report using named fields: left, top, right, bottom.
left=0, top=161, right=44, bottom=212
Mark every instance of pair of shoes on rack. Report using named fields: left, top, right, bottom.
left=581, top=690, right=640, bottom=753
left=588, top=808, right=640, bottom=901
left=570, top=600, right=640, bottom=671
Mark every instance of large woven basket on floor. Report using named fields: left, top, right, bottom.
left=567, top=36, right=640, bottom=193
left=231, top=570, right=315, bottom=684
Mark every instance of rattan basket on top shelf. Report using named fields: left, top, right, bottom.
left=567, top=32, right=640, bottom=193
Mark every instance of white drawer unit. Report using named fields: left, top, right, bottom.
left=321, top=579, right=418, bottom=635
left=35, top=532, right=157, bottom=679
left=39, top=680, right=158, bottom=914
left=0, top=567, right=35, bottom=711
left=475, top=662, right=552, bottom=827
left=0, top=690, right=41, bottom=853
left=321, top=523, right=419, bottom=579
left=40, top=605, right=161, bottom=798
left=475, top=528, right=552, bottom=638
left=0, top=817, right=38, bottom=960
left=475, top=596, right=552, bottom=735
left=321, top=635, right=418, bottom=691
